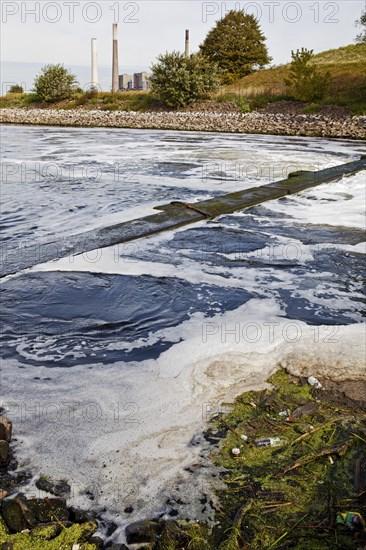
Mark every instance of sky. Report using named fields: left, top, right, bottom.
left=1, top=0, right=364, bottom=92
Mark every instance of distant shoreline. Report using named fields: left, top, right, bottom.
left=1, top=108, right=365, bottom=139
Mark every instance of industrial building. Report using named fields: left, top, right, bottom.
left=119, top=74, right=133, bottom=91
left=119, top=72, right=151, bottom=91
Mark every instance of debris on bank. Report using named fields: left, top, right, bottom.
left=205, top=368, right=366, bottom=549
left=116, top=368, right=366, bottom=549
left=116, top=369, right=366, bottom=549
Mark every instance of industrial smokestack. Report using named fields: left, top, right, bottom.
left=112, top=23, right=119, bottom=92
left=91, top=38, right=98, bottom=90
left=185, top=29, right=190, bottom=58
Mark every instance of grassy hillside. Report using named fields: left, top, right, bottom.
left=220, top=43, right=366, bottom=114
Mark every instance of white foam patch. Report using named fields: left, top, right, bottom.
left=264, top=171, right=366, bottom=229
left=338, top=241, right=366, bottom=254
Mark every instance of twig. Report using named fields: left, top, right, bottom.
left=290, top=419, right=338, bottom=446
left=350, top=431, right=366, bottom=444
left=278, top=443, right=348, bottom=476
left=220, top=420, right=242, bottom=439
left=233, top=500, right=254, bottom=525
left=261, top=502, right=292, bottom=509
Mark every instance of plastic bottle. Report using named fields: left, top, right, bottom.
left=254, top=437, right=286, bottom=448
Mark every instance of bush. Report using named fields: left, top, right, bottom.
left=236, top=97, right=251, bottom=113
left=150, top=51, right=220, bottom=108
left=23, top=93, right=39, bottom=104
left=285, top=48, right=328, bottom=102
left=33, top=64, right=78, bottom=102
left=8, top=84, right=24, bottom=94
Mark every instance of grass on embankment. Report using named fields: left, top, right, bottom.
left=218, top=43, right=366, bottom=114
left=0, top=90, right=162, bottom=112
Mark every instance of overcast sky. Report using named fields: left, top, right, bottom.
left=1, top=0, right=364, bottom=92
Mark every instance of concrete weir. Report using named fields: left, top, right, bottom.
left=1, top=157, right=365, bottom=278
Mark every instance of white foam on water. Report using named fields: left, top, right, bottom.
left=2, top=125, right=364, bottom=244
left=264, top=171, right=366, bottom=229
left=338, top=241, right=366, bottom=254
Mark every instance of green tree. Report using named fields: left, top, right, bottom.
left=33, top=64, right=78, bottom=102
left=285, top=48, right=328, bottom=102
left=355, top=8, right=366, bottom=42
left=8, top=84, right=24, bottom=94
left=199, top=10, right=271, bottom=84
left=150, top=51, right=220, bottom=108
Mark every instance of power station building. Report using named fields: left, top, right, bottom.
left=119, top=74, right=133, bottom=91
left=119, top=72, right=151, bottom=91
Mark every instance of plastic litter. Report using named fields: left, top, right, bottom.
left=240, top=434, right=248, bottom=442
left=231, top=447, right=241, bottom=456
left=254, top=437, right=286, bottom=448
left=336, top=511, right=366, bottom=531
left=307, top=376, right=322, bottom=389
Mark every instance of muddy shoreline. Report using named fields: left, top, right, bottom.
left=1, top=108, right=365, bottom=139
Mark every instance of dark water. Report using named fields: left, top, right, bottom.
left=0, top=272, right=252, bottom=366
left=1, top=210, right=364, bottom=366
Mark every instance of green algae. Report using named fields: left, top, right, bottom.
left=0, top=516, right=98, bottom=549
left=208, top=369, right=366, bottom=549
left=156, top=521, right=211, bottom=550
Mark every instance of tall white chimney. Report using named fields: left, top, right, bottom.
left=91, top=38, right=98, bottom=89
left=185, top=29, right=190, bottom=58
left=112, top=23, right=119, bottom=92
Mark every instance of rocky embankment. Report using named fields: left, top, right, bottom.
left=1, top=108, right=365, bottom=139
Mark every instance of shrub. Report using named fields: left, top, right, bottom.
left=236, top=97, right=251, bottom=113
left=285, top=48, right=328, bottom=102
left=33, top=64, right=78, bottom=102
left=150, top=51, right=220, bottom=108
left=8, top=84, right=24, bottom=94
left=23, top=93, right=39, bottom=104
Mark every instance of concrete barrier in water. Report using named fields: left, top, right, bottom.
left=1, top=157, right=365, bottom=278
